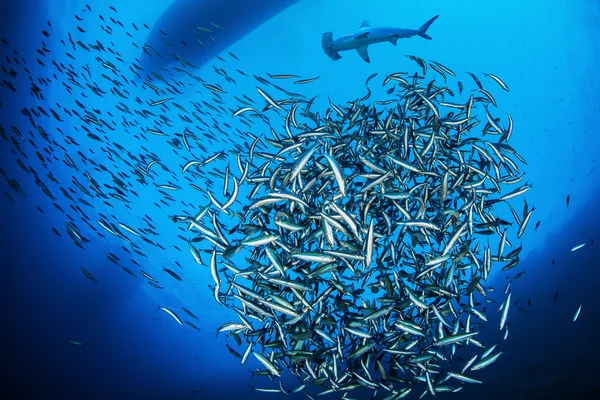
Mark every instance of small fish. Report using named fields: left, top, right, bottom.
left=573, top=305, right=582, bottom=322
left=483, top=73, right=509, bottom=92
left=499, top=293, right=511, bottom=331
left=294, top=76, right=320, bottom=85
left=181, top=307, right=198, bottom=319
left=365, top=72, right=378, bottom=85
left=80, top=267, right=98, bottom=283
left=252, top=351, right=281, bottom=377
left=163, top=267, right=182, bottom=281
left=471, top=352, right=502, bottom=371
left=448, top=372, right=482, bottom=385
left=149, top=97, right=172, bottom=107
left=571, top=243, right=586, bottom=252
left=157, top=305, right=183, bottom=325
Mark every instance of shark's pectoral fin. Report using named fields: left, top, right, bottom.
left=356, top=32, right=369, bottom=39
left=356, top=46, right=370, bottom=63
left=389, top=36, right=399, bottom=46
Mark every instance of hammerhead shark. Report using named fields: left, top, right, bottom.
left=322, top=15, right=439, bottom=63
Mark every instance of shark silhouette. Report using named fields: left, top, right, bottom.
left=141, top=0, right=299, bottom=72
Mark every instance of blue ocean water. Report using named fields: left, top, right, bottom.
left=1, top=0, right=599, bottom=399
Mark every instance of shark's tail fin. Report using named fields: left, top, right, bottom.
left=417, top=15, right=439, bottom=40
left=321, top=32, right=342, bottom=61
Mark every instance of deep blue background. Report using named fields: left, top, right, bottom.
left=1, top=0, right=599, bottom=399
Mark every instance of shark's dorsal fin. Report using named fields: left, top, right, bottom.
left=356, top=45, right=370, bottom=63
left=360, top=20, right=370, bottom=29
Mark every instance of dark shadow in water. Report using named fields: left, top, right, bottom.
left=140, top=0, right=299, bottom=73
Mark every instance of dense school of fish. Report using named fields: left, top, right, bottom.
left=199, top=71, right=534, bottom=398
left=0, top=3, right=551, bottom=398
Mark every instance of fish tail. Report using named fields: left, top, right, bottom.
left=418, top=15, right=439, bottom=40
